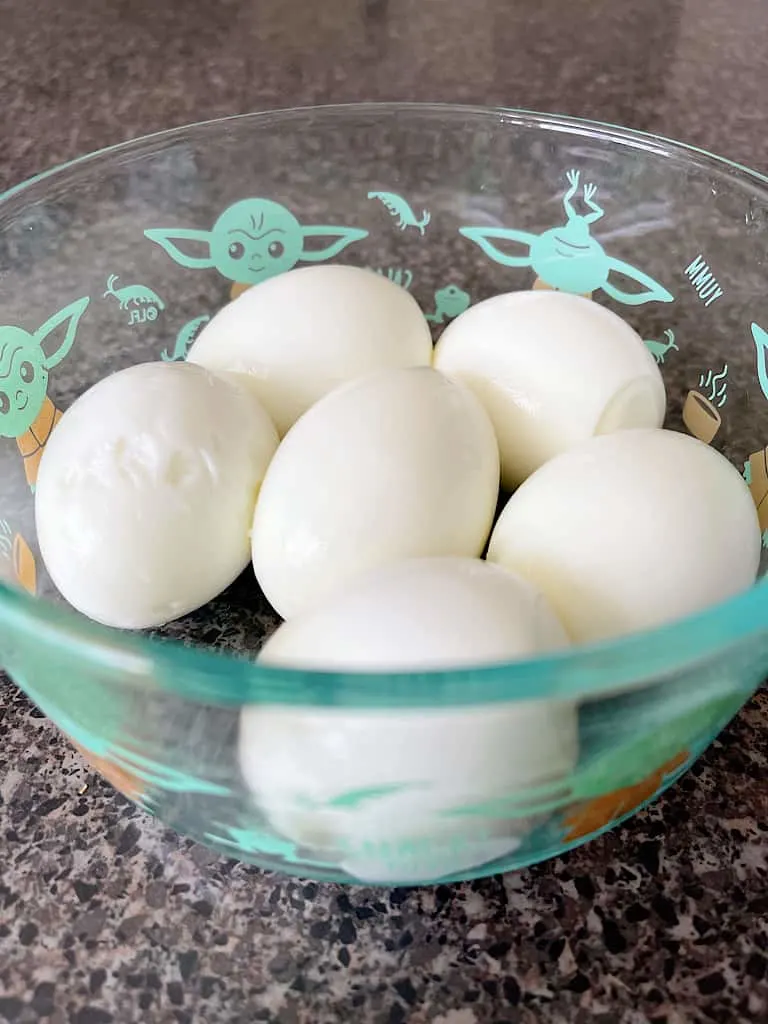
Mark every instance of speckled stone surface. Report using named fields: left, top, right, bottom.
left=2, top=683, right=766, bottom=1023
left=1, top=0, right=768, bottom=1021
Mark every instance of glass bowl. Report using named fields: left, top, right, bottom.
left=1, top=103, right=767, bottom=885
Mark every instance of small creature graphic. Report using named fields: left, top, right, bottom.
left=750, top=322, right=768, bottom=401
left=145, top=198, right=369, bottom=296
left=425, top=284, right=471, bottom=324
left=103, top=275, right=165, bottom=324
left=459, top=169, right=674, bottom=306
left=161, top=315, right=211, bottom=362
left=644, top=328, right=678, bottom=364
left=0, top=520, right=36, bottom=595
left=682, top=363, right=728, bottom=445
left=367, top=191, right=431, bottom=236
left=0, top=297, right=90, bottom=489
left=375, top=267, right=413, bottom=289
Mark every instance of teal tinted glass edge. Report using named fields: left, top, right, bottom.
left=4, top=103, right=768, bottom=208
left=2, top=104, right=768, bottom=708
left=1, top=569, right=766, bottom=707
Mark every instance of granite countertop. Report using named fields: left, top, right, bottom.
left=1, top=0, right=767, bottom=1021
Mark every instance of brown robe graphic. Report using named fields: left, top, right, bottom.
left=12, top=534, right=36, bottom=595
left=563, top=751, right=688, bottom=842
left=747, top=446, right=768, bottom=531
left=72, top=742, right=145, bottom=803
left=15, top=394, right=62, bottom=489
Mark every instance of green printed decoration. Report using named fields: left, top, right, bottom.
left=750, top=322, right=768, bottom=402
left=13, top=667, right=229, bottom=808
left=0, top=296, right=90, bottom=490
left=0, top=520, right=17, bottom=591
left=460, top=169, right=674, bottom=306
left=436, top=778, right=573, bottom=823
left=103, top=275, right=165, bottom=325
left=554, top=686, right=749, bottom=846
left=574, top=688, right=746, bottom=802
left=438, top=685, right=746, bottom=827
left=0, top=521, right=13, bottom=566
left=367, top=192, right=431, bottom=235
left=201, top=819, right=321, bottom=868
left=375, top=267, right=413, bottom=289
left=295, top=782, right=415, bottom=812
left=161, top=315, right=211, bottom=362
left=425, top=284, right=471, bottom=324
left=0, top=519, right=36, bottom=595
left=644, top=329, right=678, bottom=365
left=145, top=199, right=368, bottom=288
left=699, top=365, right=729, bottom=409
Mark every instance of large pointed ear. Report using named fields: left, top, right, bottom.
left=300, top=226, right=368, bottom=262
left=459, top=227, right=537, bottom=268
left=751, top=322, right=768, bottom=402
left=144, top=228, right=215, bottom=269
left=35, top=296, right=90, bottom=370
left=603, top=259, right=674, bottom=306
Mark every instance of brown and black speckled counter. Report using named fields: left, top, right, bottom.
left=1, top=0, right=767, bottom=1021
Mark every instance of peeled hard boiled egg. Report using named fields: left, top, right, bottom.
left=255, top=555, right=569, bottom=670
left=433, top=290, right=666, bottom=489
left=251, top=366, right=501, bottom=618
left=240, top=557, right=576, bottom=883
left=36, top=361, right=279, bottom=629
left=188, top=264, right=433, bottom=435
left=487, top=428, right=761, bottom=644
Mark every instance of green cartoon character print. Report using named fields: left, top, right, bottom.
left=145, top=198, right=369, bottom=301
left=459, top=170, right=673, bottom=306
left=0, top=297, right=90, bottom=490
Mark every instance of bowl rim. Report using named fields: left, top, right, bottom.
left=2, top=101, right=767, bottom=708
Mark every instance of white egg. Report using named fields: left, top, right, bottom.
left=487, top=428, right=761, bottom=644
left=240, top=557, right=576, bottom=883
left=251, top=367, right=501, bottom=618
left=433, top=290, right=666, bottom=489
left=187, top=264, right=433, bottom=435
left=36, top=361, right=279, bottom=629
left=256, top=556, right=569, bottom=670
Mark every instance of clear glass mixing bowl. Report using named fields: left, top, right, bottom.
left=1, top=104, right=767, bottom=884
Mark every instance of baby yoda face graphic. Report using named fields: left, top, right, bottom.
left=145, top=199, right=369, bottom=286
left=0, top=297, right=89, bottom=439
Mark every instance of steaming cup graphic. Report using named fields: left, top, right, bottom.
left=682, top=365, right=728, bottom=445
left=682, top=391, right=722, bottom=443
